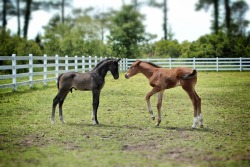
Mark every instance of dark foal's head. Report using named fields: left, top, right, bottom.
left=125, top=60, right=142, bottom=79
left=109, top=59, right=121, bottom=79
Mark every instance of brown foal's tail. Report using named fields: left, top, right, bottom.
left=181, top=69, right=197, bottom=80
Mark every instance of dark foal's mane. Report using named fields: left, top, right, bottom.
left=92, top=58, right=114, bottom=71
left=143, top=61, right=162, bottom=68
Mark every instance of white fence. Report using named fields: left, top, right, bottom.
left=0, top=54, right=250, bottom=91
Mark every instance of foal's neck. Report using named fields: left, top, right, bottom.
left=139, top=63, right=156, bottom=79
left=95, top=65, right=109, bottom=78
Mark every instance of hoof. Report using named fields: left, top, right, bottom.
left=92, top=121, right=99, bottom=125
left=155, top=123, right=159, bottom=127
left=51, top=118, right=55, bottom=125
left=151, top=116, right=155, bottom=120
left=200, top=124, right=204, bottom=128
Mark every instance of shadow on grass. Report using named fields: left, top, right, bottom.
left=66, top=122, right=213, bottom=133
left=66, top=122, right=144, bottom=130
left=161, top=126, right=214, bottom=133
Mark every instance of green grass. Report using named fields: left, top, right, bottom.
left=0, top=72, right=249, bottom=167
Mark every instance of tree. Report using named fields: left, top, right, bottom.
left=43, top=9, right=110, bottom=57
left=45, top=0, right=71, bottom=24
left=108, top=5, right=145, bottom=58
left=230, top=0, right=249, bottom=36
left=154, top=40, right=180, bottom=58
left=2, top=0, right=7, bottom=30
left=148, top=0, right=169, bottom=40
left=196, top=0, right=220, bottom=34
left=23, top=0, right=32, bottom=38
left=224, top=0, right=231, bottom=36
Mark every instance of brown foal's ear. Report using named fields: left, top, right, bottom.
left=134, top=60, right=142, bottom=66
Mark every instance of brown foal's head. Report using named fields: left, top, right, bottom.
left=125, top=60, right=142, bottom=79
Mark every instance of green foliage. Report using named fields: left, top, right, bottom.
left=108, top=5, right=146, bottom=58
left=43, top=11, right=111, bottom=57
left=154, top=40, right=181, bottom=58
left=0, top=30, right=42, bottom=56
left=181, top=32, right=250, bottom=58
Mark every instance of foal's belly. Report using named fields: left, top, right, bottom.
left=165, top=78, right=180, bottom=89
left=73, top=74, right=92, bottom=91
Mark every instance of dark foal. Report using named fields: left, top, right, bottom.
left=125, top=60, right=203, bottom=128
left=51, top=58, right=121, bottom=125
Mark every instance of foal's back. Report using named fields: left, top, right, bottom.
left=58, top=72, right=92, bottom=91
left=152, top=67, right=196, bottom=89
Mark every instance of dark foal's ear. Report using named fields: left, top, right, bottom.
left=116, top=58, right=121, bottom=62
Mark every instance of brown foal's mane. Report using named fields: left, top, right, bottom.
left=143, top=61, right=162, bottom=68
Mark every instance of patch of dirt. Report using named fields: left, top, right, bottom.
left=62, top=141, right=81, bottom=150
left=159, top=148, right=197, bottom=162
left=122, top=143, right=158, bottom=152
left=18, top=134, right=52, bottom=148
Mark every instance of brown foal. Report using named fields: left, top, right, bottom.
left=125, top=60, right=203, bottom=128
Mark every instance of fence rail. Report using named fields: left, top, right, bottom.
left=1, top=54, right=250, bottom=91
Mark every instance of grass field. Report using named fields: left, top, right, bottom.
left=0, top=72, right=249, bottom=167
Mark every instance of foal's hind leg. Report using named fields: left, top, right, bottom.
left=194, top=91, right=203, bottom=127
left=58, top=92, right=69, bottom=124
left=51, top=89, right=68, bottom=124
left=183, top=88, right=200, bottom=128
left=155, top=90, right=164, bottom=126
left=51, top=95, right=60, bottom=124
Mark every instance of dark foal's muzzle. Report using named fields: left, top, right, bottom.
left=113, top=73, right=119, bottom=80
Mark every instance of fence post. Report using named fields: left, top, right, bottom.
left=193, top=57, right=196, bottom=69
left=82, top=56, right=85, bottom=72
left=43, top=54, right=47, bottom=86
left=12, top=54, right=17, bottom=91
left=239, top=57, right=242, bottom=72
left=75, top=56, right=78, bottom=72
left=65, top=55, right=68, bottom=71
left=216, top=57, right=219, bottom=72
left=94, top=56, right=97, bottom=66
left=169, top=57, right=172, bottom=69
left=89, top=56, right=91, bottom=70
left=55, top=55, right=59, bottom=82
left=119, top=58, right=122, bottom=71
left=29, top=54, right=33, bottom=88
left=125, top=58, right=128, bottom=71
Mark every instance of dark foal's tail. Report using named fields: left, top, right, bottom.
left=181, top=69, right=197, bottom=80
left=57, top=74, right=63, bottom=90
left=57, top=73, right=75, bottom=93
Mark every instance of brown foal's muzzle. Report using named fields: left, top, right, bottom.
left=125, top=73, right=129, bottom=79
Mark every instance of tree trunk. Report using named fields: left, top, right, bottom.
left=2, top=0, right=7, bottom=30
left=224, top=0, right=231, bottom=36
left=213, top=0, right=219, bottom=34
left=163, top=0, right=167, bottom=40
left=23, top=0, right=32, bottom=38
left=61, top=0, right=65, bottom=24
left=17, top=0, right=21, bottom=36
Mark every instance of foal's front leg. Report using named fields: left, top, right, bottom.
left=146, top=87, right=161, bottom=121
left=92, top=89, right=100, bottom=125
